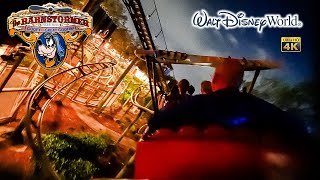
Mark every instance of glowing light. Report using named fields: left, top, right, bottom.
left=264, top=151, right=290, bottom=168
left=228, top=116, right=248, bottom=126
left=102, top=43, right=110, bottom=49
left=134, top=67, right=148, bottom=82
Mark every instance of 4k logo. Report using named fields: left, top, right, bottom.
left=281, top=37, right=301, bottom=52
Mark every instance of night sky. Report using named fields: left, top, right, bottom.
left=126, top=0, right=317, bottom=94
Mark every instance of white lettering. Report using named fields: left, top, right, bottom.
left=191, top=9, right=303, bottom=33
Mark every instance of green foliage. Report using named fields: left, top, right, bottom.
left=101, top=0, right=139, bottom=59
left=122, top=75, right=133, bottom=84
left=249, top=78, right=312, bottom=110
left=56, top=158, right=97, bottom=180
left=109, top=28, right=138, bottom=59
left=129, top=125, right=136, bottom=133
left=41, top=133, right=114, bottom=180
left=119, top=85, right=134, bottom=104
left=247, top=77, right=317, bottom=123
left=118, top=75, right=144, bottom=104
left=102, top=0, right=128, bottom=25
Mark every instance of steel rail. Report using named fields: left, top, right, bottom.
left=18, top=62, right=115, bottom=180
left=130, top=85, right=154, bottom=114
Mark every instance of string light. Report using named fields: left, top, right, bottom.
left=142, top=0, right=168, bottom=50
left=154, top=29, right=162, bottom=41
left=147, top=9, right=156, bottom=20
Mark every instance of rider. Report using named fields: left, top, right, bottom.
left=148, top=59, right=308, bottom=144
left=177, top=79, right=192, bottom=101
left=200, top=80, right=213, bottom=95
left=146, top=59, right=318, bottom=179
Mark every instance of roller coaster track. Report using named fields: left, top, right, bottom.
left=113, top=84, right=153, bottom=146
left=129, top=84, right=154, bottom=137
left=3, top=0, right=174, bottom=177
left=15, top=62, right=115, bottom=179
left=130, top=84, right=154, bottom=115
left=12, top=60, right=153, bottom=179
left=122, top=0, right=170, bottom=95
left=113, top=84, right=154, bottom=178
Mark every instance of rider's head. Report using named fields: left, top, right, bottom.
left=201, top=80, right=213, bottom=95
left=211, top=59, right=244, bottom=92
left=178, top=79, right=190, bottom=95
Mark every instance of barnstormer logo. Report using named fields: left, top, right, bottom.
left=7, top=3, right=93, bottom=69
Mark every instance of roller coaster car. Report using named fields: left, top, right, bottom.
left=134, top=125, right=315, bottom=180
left=116, top=53, right=314, bottom=179
left=131, top=51, right=315, bottom=179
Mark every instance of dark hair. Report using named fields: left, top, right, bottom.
left=178, top=79, right=190, bottom=94
left=165, top=84, right=181, bottom=103
left=188, top=85, right=195, bottom=95
left=168, top=79, right=178, bottom=90
left=170, top=85, right=180, bottom=98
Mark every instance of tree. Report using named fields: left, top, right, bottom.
left=135, top=59, right=148, bottom=73
left=69, top=0, right=86, bottom=8
left=109, top=28, right=138, bottom=59
left=100, top=0, right=141, bottom=61
left=97, top=0, right=158, bottom=78
left=245, top=77, right=318, bottom=132
left=249, top=78, right=315, bottom=111
left=101, top=0, right=128, bottom=25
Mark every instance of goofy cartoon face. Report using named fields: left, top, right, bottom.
left=37, top=32, right=62, bottom=67
left=38, top=34, right=56, bottom=58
